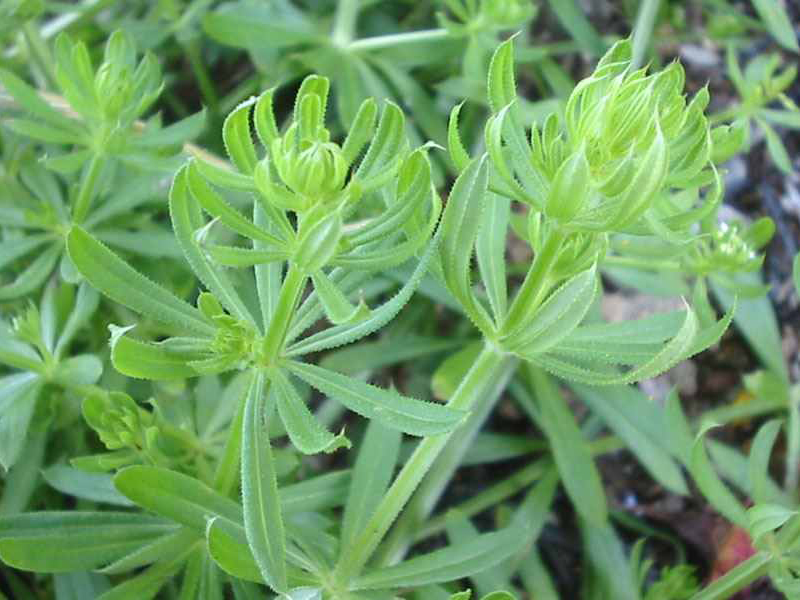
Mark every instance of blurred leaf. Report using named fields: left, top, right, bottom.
left=43, top=466, right=132, bottom=507
left=751, top=0, right=799, bottom=52
left=0, top=512, right=175, bottom=572
left=546, top=0, right=606, bottom=56
left=521, top=366, right=607, bottom=525
left=747, top=504, right=796, bottom=543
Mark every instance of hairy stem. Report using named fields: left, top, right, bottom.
left=500, top=227, right=567, bottom=337
left=334, top=343, right=513, bottom=583
left=375, top=353, right=519, bottom=564
left=261, top=265, right=307, bottom=364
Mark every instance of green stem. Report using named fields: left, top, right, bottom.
left=785, top=386, right=800, bottom=496
left=411, top=459, right=549, bottom=543
left=376, top=352, right=519, bottom=564
left=334, top=343, right=512, bottom=583
left=332, top=0, right=360, bottom=46
left=630, top=0, right=660, bottom=69
left=690, top=552, right=771, bottom=600
left=261, top=265, right=307, bottom=363
left=72, top=153, right=105, bottom=224
left=500, top=227, right=567, bottom=337
left=183, top=39, right=220, bottom=116
left=347, top=29, right=449, bottom=52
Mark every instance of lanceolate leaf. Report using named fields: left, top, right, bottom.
left=66, top=227, right=214, bottom=336
left=206, top=517, right=263, bottom=583
left=270, top=367, right=351, bottom=454
left=356, top=101, right=405, bottom=184
left=751, top=0, right=800, bottom=52
left=506, top=264, right=598, bottom=355
left=110, top=332, right=202, bottom=381
left=113, top=466, right=243, bottom=531
left=0, top=512, right=176, bottom=572
left=285, top=229, right=441, bottom=356
left=438, top=156, right=494, bottom=335
left=0, top=378, right=41, bottom=470
left=748, top=420, right=783, bottom=505
left=0, top=244, right=61, bottom=300
left=690, top=424, right=748, bottom=528
left=532, top=304, right=700, bottom=385
left=285, top=361, right=465, bottom=436
left=447, top=102, right=470, bottom=171
left=186, top=161, right=284, bottom=247
left=350, top=525, right=527, bottom=590
left=571, top=384, right=689, bottom=495
left=521, top=367, right=608, bottom=525
left=223, top=97, right=259, bottom=174
left=170, top=166, right=258, bottom=327
left=241, top=371, right=287, bottom=592
left=476, top=193, right=510, bottom=325
left=341, top=421, right=402, bottom=549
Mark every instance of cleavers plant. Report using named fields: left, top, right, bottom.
left=0, top=6, right=792, bottom=599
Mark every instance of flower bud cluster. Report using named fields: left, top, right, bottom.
left=684, top=218, right=773, bottom=276
left=83, top=391, right=159, bottom=453
left=532, top=39, right=714, bottom=232
left=271, top=123, right=349, bottom=203
left=55, top=30, right=162, bottom=138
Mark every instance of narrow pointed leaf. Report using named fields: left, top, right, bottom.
left=241, top=371, right=287, bottom=592
left=285, top=230, right=440, bottom=356
left=67, top=227, right=213, bottom=336
left=476, top=193, right=509, bottom=324
left=285, top=361, right=464, bottom=436
left=110, top=332, right=201, bottom=381
left=113, top=466, right=243, bottom=531
left=170, top=167, right=257, bottom=326
left=0, top=512, right=176, bottom=572
left=311, top=270, right=367, bottom=325
left=351, top=525, right=527, bottom=589
left=522, top=367, right=607, bottom=524
left=206, top=517, right=263, bottom=583
left=341, top=420, right=402, bottom=549
left=271, top=368, right=350, bottom=454
left=223, top=98, right=259, bottom=174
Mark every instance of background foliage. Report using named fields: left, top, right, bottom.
left=0, top=1, right=799, bottom=599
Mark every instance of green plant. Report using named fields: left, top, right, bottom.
left=1, top=2, right=797, bottom=599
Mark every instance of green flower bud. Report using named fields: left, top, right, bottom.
left=83, top=391, right=154, bottom=451
left=206, top=314, right=257, bottom=371
left=545, top=147, right=591, bottom=222
left=532, top=39, right=714, bottom=232
left=685, top=220, right=772, bottom=276
left=272, top=125, right=349, bottom=203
